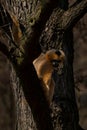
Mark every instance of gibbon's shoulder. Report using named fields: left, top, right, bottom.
left=33, top=52, right=53, bottom=78
left=33, top=53, right=45, bottom=65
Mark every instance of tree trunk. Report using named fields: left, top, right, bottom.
left=10, top=1, right=80, bottom=130
left=0, top=0, right=86, bottom=130
left=10, top=66, right=37, bottom=130
left=39, top=9, right=80, bottom=130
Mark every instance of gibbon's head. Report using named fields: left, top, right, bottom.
left=45, top=49, right=65, bottom=70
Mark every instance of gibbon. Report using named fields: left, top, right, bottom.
left=33, top=49, right=65, bottom=104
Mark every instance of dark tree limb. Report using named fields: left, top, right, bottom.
left=13, top=1, right=60, bottom=129
left=0, top=1, right=87, bottom=130
left=16, top=0, right=59, bottom=128
left=0, top=41, right=10, bottom=58
left=23, top=0, right=59, bottom=62
left=0, top=40, right=19, bottom=68
left=0, top=3, right=24, bottom=56
left=0, top=2, right=54, bottom=129
left=61, top=0, right=87, bottom=30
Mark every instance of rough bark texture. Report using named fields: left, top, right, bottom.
left=10, top=66, right=37, bottom=130
left=40, top=8, right=79, bottom=130
left=0, top=0, right=87, bottom=130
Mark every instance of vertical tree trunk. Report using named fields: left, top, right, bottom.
left=10, top=24, right=80, bottom=130
left=10, top=66, right=37, bottom=130
left=39, top=12, right=80, bottom=130
left=1, top=0, right=85, bottom=130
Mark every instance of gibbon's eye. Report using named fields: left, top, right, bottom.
left=51, top=60, right=61, bottom=68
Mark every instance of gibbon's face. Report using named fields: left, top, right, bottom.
left=45, top=49, right=65, bottom=70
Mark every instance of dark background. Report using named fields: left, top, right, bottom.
left=0, top=12, right=87, bottom=130
left=73, top=14, right=87, bottom=130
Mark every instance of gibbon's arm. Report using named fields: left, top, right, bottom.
left=33, top=49, right=65, bottom=104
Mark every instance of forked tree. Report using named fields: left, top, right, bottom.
left=0, top=0, right=87, bottom=130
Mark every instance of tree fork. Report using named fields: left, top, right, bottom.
left=0, top=0, right=87, bottom=130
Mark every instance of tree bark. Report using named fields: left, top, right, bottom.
left=10, top=66, right=37, bottom=130
left=40, top=8, right=79, bottom=130
left=0, top=0, right=87, bottom=130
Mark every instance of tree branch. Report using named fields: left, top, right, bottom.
left=17, top=1, right=60, bottom=129
left=24, top=0, right=59, bottom=62
left=61, top=0, right=87, bottom=30
left=30, top=0, right=58, bottom=28
left=0, top=41, right=10, bottom=58
left=0, top=40, right=19, bottom=67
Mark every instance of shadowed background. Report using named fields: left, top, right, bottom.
left=0, top=10, right=87, bottom=130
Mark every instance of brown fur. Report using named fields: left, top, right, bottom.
left=33, top=49, right=65, bottom=104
